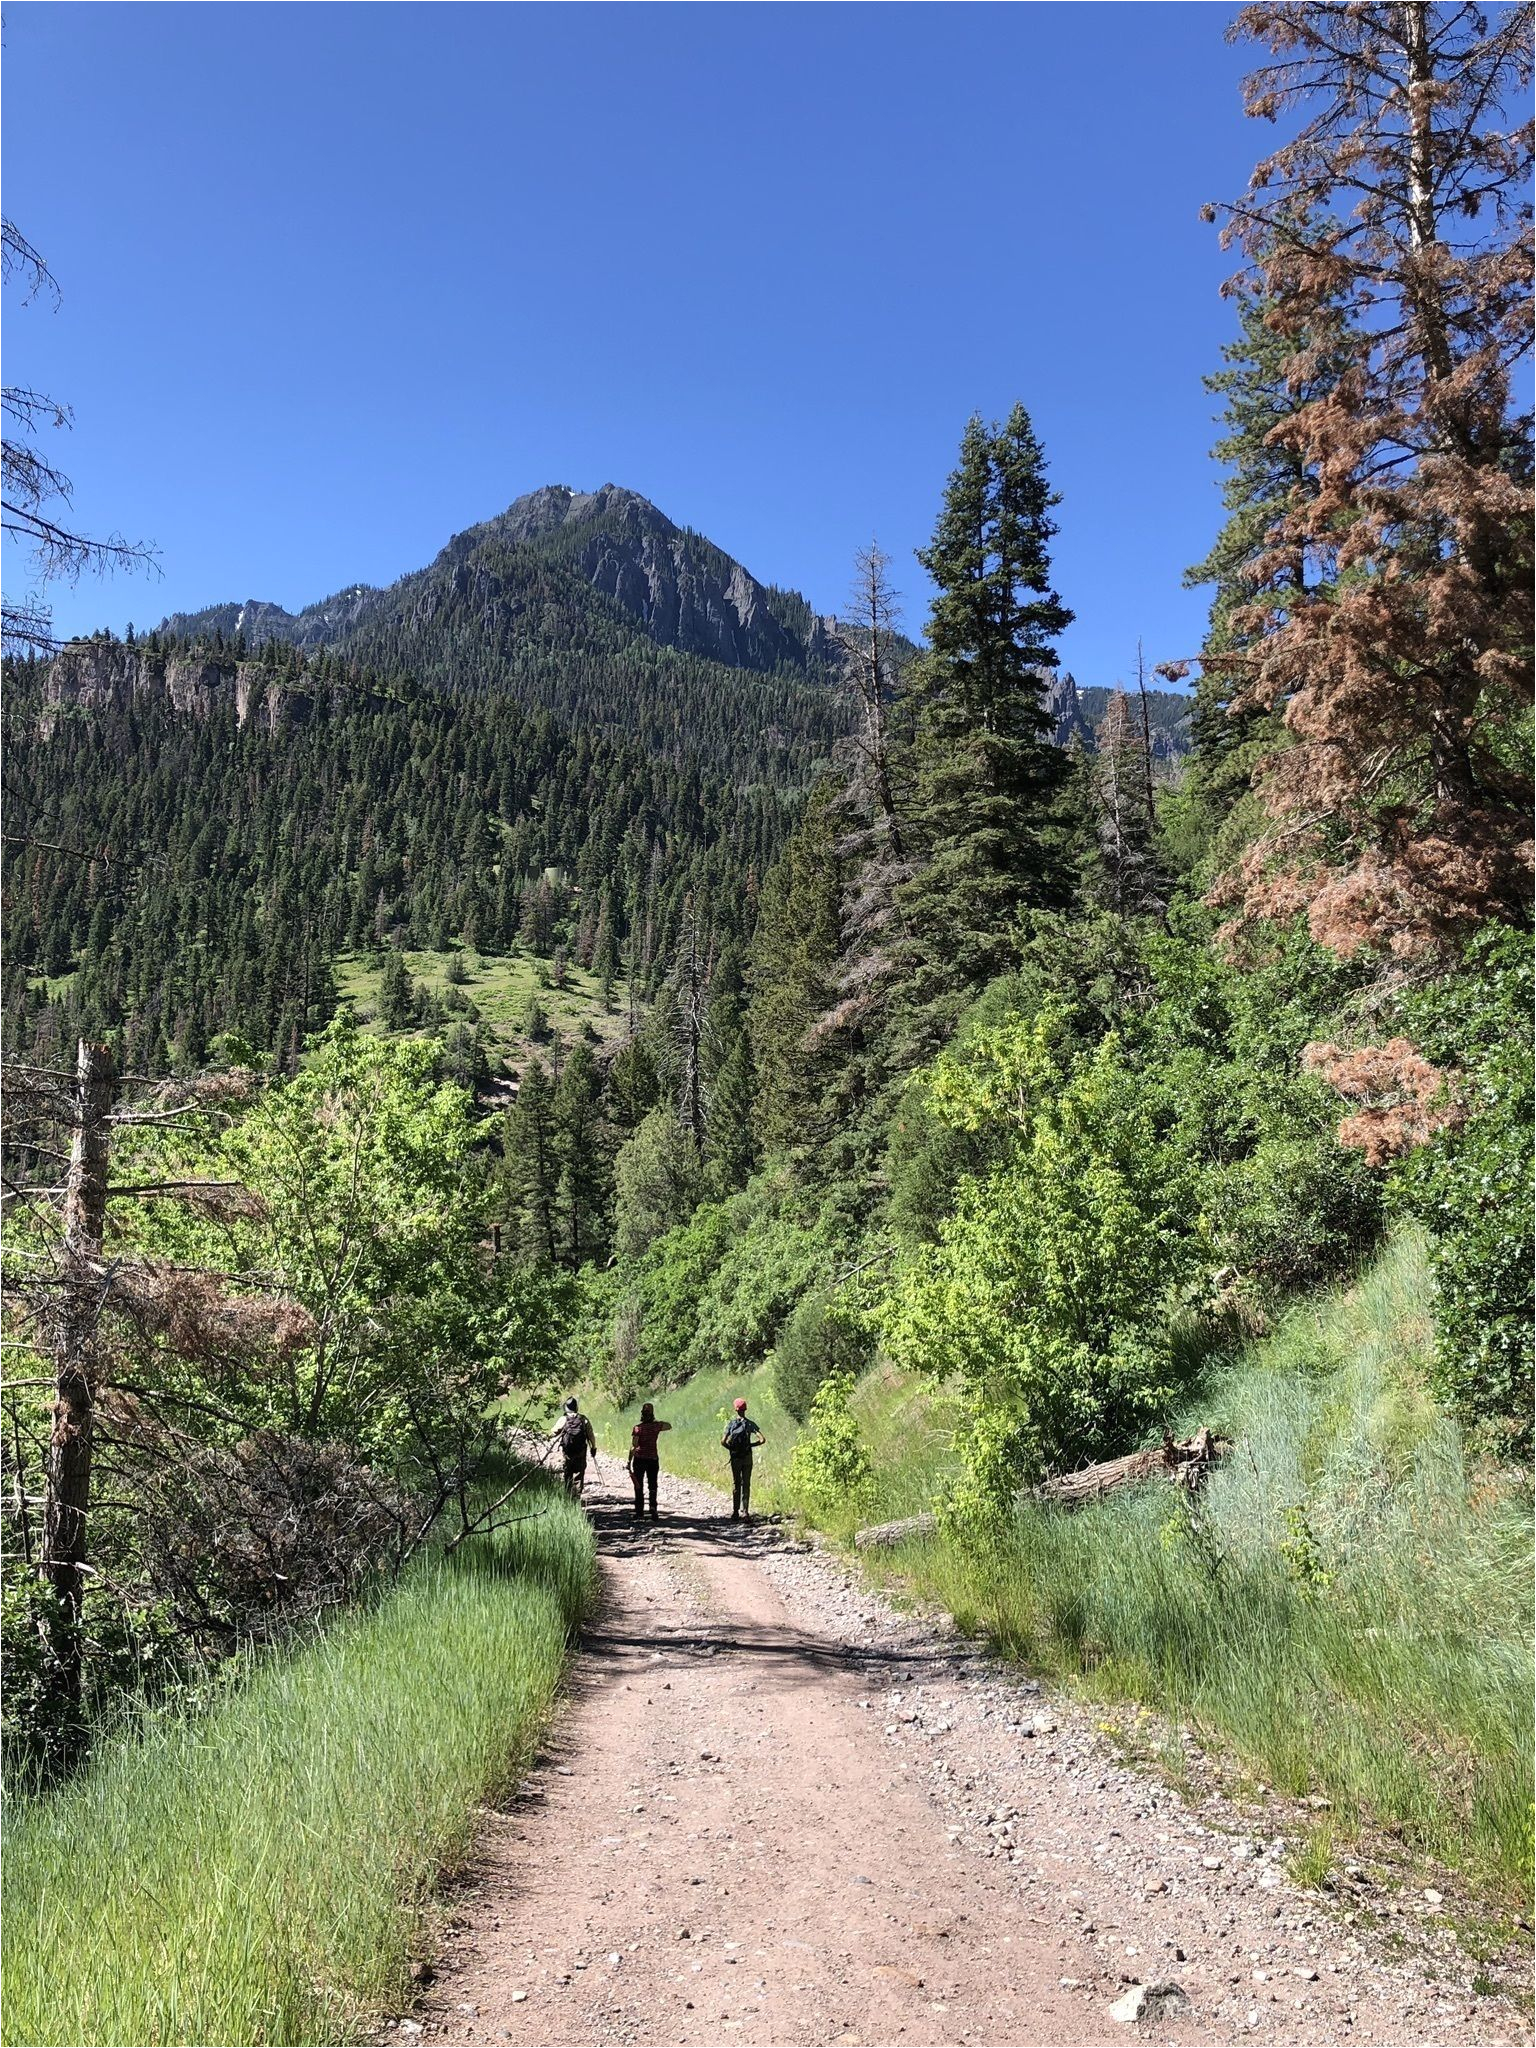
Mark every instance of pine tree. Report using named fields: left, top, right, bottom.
left=500, top=1059, right=558, bottom=1265
left=748, top=794, right=843, bottom=1161
left=377, top=947, right=417, bottom=1029
left=553, top=1042, right=610, bottom=1266
left=889, top=406, right=1074, bottom=1056
left=1209, top=2, right=1533, bottom=957
left=1183, top=270, right=1350, bottom=825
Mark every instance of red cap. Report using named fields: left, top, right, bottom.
left=733, top=1397, right=748, bottom=1412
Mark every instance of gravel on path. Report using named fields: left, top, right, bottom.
left=404, top=1462, right=1531, bottom=2048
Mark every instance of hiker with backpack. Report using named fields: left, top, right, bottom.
left=556, top=1397, right=598, bottom=1500
left=721, top=1396, right=765, bottom=1521
left=627, top=1401, right=671, bottom=1522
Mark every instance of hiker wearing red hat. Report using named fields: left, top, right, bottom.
left=720, top=1396, right=766, bottom=1522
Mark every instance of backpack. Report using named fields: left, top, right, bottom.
left=560, top=1411, right=587, bottom=1456
left=724, top=1415, right=753, bottom=1454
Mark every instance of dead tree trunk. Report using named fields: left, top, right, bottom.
left=42, top=1039, right=116, bottom=1690
left=853, top=1430, right=1228, bottom=1548
left=1036, top=1427, right=1227, bottom=1508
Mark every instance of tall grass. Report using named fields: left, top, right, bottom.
left=866, top=1233, right=1534, bottom=1902
left=2, top=1482, right=595, bottom=2048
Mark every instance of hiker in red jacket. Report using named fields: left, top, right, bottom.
left=627, top=1402, right=671, bottom=1522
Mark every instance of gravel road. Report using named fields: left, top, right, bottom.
left=403, top=1462, right=1530, bottom=2048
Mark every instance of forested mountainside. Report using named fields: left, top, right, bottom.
left=161, top=483, right=846, bottom=780
left=1, top=636, right=792, bottom=1076
left=3, top=482, right=1197, bottom=1079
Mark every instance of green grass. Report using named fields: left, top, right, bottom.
left=1, top=1477, right=596, bottom=2048
left=861, top=1233, right=1534, bottom=1905
left=584, top=1357, right=961, bottom=1524
left=334, top=947, right=630, bottom=1066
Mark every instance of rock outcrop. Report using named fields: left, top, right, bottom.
left=41, top=642, right=303, bottom=736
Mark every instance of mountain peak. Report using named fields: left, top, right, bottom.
left=161, top=481, right=837, bottom=679
left=488, top=482, right=671, bottom=546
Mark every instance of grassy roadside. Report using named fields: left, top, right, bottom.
left=860, top=1234, right=1534, bottom=1908
left=1, top=1476, right=595, bottom=2048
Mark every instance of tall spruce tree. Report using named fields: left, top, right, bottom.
left=889, top=405, right=1074, bottom=1056
left=500, top=1059, right=558, bottom=1265
left=553, top=1042, right=610, bottom=1266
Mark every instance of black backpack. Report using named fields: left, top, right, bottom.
left=560, top=1411, right=587, bottom=1455
left=724, top=1415, right=753, bottom=1454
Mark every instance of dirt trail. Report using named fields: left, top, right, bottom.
left=412, top=1464, right=1528, bottom=2048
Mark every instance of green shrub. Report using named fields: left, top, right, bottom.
left=684, top=1183, right=827, bottom=1376
left=786, top=1372, right=874, bottom=1530
left=881, top=1016, right=1200, bottom=1493
left=772, top=1284, right=875, bottom=1420
left=1397, top=926, right=1533, bottom=1454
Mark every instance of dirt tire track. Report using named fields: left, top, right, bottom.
left=411, top=1464, right=1528, bottom=2048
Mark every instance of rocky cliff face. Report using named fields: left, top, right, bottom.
left=1044, top=669, right=1088, bottom=747
left=41, top=643, right=300, bottom=735
left=463, top=484, right=838, bottom=673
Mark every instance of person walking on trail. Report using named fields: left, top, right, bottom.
left=556, top=1396, right=598, bottom=1501
left=627, top=1402, right=671, bottom=1522
left=721, top=1396, right=765, bottom=1522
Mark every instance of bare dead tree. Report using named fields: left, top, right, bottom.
left=40, top=1044, right=115, bottom=1648
left=1133, top=639, right=1158, bottom=829
left=2, top=220, right=157, bottom=654
left=1093, top=688, right=1163, bottom=918
left=672, top=895, right=708, bottom=1151
left=838, top=540, right=906, bottom=861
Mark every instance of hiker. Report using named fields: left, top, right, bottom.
left=721, top=1396, right=766, bottom=1521
left=556, top=1396, right=598, bottom=1500
left=627, top=1401, right=671, bottom=1522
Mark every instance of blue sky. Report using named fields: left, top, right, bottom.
left=4, top=4, right=1262, bottom=688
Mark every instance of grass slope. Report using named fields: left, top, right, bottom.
left=335, top=948, right=630, bottom=1068
left=2, top=1480, right=595, bottom=2048
left=864, top=1233, right=1534, bottom=1905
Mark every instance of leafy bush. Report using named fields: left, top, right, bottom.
left=771, top=1284, right=876, bottom=1420
left=603, top=1200, right=737, bottom=1399
left=1397, top=927, right=1534, bottom=1454
left=881, top=1014, right=1200, bottom=1497
left=786, top=1373, right=874, bottom=1529
left=613, top=1106, right=704, bottom=1260
left=685, top=1180, right=827, bottom=1377
left=602, top=1171, right=831, bottom=1397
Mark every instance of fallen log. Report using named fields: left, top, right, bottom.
left=852, top=1428, right=1228, bottom=1549
left=1038, top=1427, right=1228, bottom=1510
left=855, top=1512, right=937, bottom=1550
